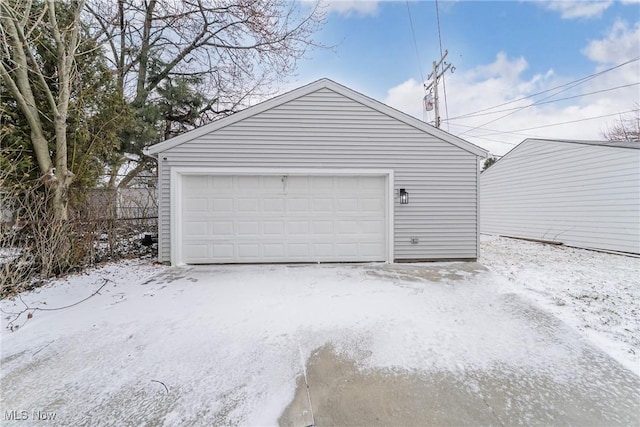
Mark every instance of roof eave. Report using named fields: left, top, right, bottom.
left=142, top=147, right=157, bottom=158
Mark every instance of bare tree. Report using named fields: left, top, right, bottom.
left=602, top=105, right=640, bottom=142
left=0, top=0, right=86, bottom=220
left=86, top=0, right=325, bottom=187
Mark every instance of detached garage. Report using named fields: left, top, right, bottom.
left=144, top=79, right=487, bottom=265
left=481, top=138, right=640, bottom=254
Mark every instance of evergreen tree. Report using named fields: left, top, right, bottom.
left=482, top=157, right=497, bottom=171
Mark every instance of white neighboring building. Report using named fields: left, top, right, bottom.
left=481, top=138, right=640, bottom=254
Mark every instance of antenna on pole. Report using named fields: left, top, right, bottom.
left=424, top=50, right=455, bottom=128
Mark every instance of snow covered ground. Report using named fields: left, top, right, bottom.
left=1, top=238, right=638, bottom=425
left=480, top=234, right=640, bottom=373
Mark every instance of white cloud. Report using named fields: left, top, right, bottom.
left=583, top=20, right=640, bottom=65
left=320, top=0, right=379, bottom=17
left=383, top=22, right=640, bottom=157
left=537, top=1, right=613, bottom=19
left=384, top=78, right=423, bottom=114
left=467, top=52, right=529, bottom=85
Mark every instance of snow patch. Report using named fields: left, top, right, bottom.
left=2, top=238, right=638, bottom=424
left=481, top=234, right=639, bottom=373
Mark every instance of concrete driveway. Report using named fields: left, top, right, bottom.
left=1, top=262, right=638, bottom=426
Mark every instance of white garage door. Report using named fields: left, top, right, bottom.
left=180, top=175, right=387, bottom=264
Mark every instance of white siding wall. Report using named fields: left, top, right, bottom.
left=158, top=88, right=479, bottom=262
left=481, top=140, right=640, bottom=254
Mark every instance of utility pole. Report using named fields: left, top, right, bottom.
left=424, top=50, right=455, bottom=128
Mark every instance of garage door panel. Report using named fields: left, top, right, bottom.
left=183, top=222, right=209, bottom=237
left=361, top=178, right=383, bottom=190
left=288, top=221, right=309, bottom=234
left=181, top=175, right=387, bottom=263
left=185, top=175, right=209, bottom=190
left=184, top=197, right=208, bottom=212
left=336, top=176, right=359, bottom=189
left=184, top=244, right=208, bottom=260
left=264, top=221, right=285, bottom=235
left=360, top=220, right=385, bottom=234
left=311, top=176, right=333, bottom=190
left=336, top=243, right=359, bottom=257
left=313, top=243, right=333, bottom=257
left=313, top=199, right=333, bottom=212
left=211, top=199, right=233, bottom=213
left=336, top=199, right=358, bottom=213
left=287, top=198, right=310, bottom=213
left=211, top=176, right=233, bottom=189
left=337, top=220, right=358, bottom=234
left=289, top=243, right=310, bottom=257
left=263, top=198, right=284, bottom=212
left=213, top=221, right=234, bottom=235
left=264, top=243, right=285, bottom=258
left=313, top=221, right=333, bottom=234
left=213, top=244, right=234, bottom=258
left=237, top=221, right=259, bottom=235
left=238, top=244, right=260, bottom=258
left=237, top=199, right=259, bottom=213
left=263, top=175, right=283, bottom=189
left=288, top=176, right=310, bottom=190
left=361, top=198, right=384, bottom=212
left=361, top=242, right=385, bottom=256
left=237, top=176, right=260, bottom=189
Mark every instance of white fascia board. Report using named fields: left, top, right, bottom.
left=170, top=167, right=183, bottom=266
left=142, top=146, right=157, bottom=158
left=387, top=169, right=395, bottom=263
left=147, top=78, right=489, bottom=158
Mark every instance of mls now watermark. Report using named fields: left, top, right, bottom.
left=5, top=410, right=57, bottom=421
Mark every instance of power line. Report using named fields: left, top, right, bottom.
left=460, top=73, right=625, bottom=136
left=449, top=108, right=639, bottom=150
left=445, top=82, right=640, bottom=121
left=454, top=131, right=520, bottom=146
left=454, top=56, right=639, bottom=123
left=450, top=56, right=640, bottom=125
left=447, top=122, right=551, bottom=142
left=459, top=72, right=618, bottom=136
left=434, top=0, right=450, bottom=131
left=473, top=109, right=639, bottom=137
left=405, top=1, right=425, bottom=88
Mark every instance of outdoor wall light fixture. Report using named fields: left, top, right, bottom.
left=399, top=188, right=409, bottom=204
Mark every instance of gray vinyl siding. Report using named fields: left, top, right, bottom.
left=481, top=139, right=640, bottom=254
left=157, top=87, right=479, bottom=262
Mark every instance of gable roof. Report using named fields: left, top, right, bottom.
left=482, top=137, right=639, bottom=175
left=143, top=78, right=488, bottom=157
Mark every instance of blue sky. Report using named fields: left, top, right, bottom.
left=289, top=1, right=640, bottom=155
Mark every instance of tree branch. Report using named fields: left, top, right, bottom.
left=117, top=157, right=155, bottom=188
left=5, top=278, right=112, bottom=331
left=134, top=0, right=157, bottom=106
